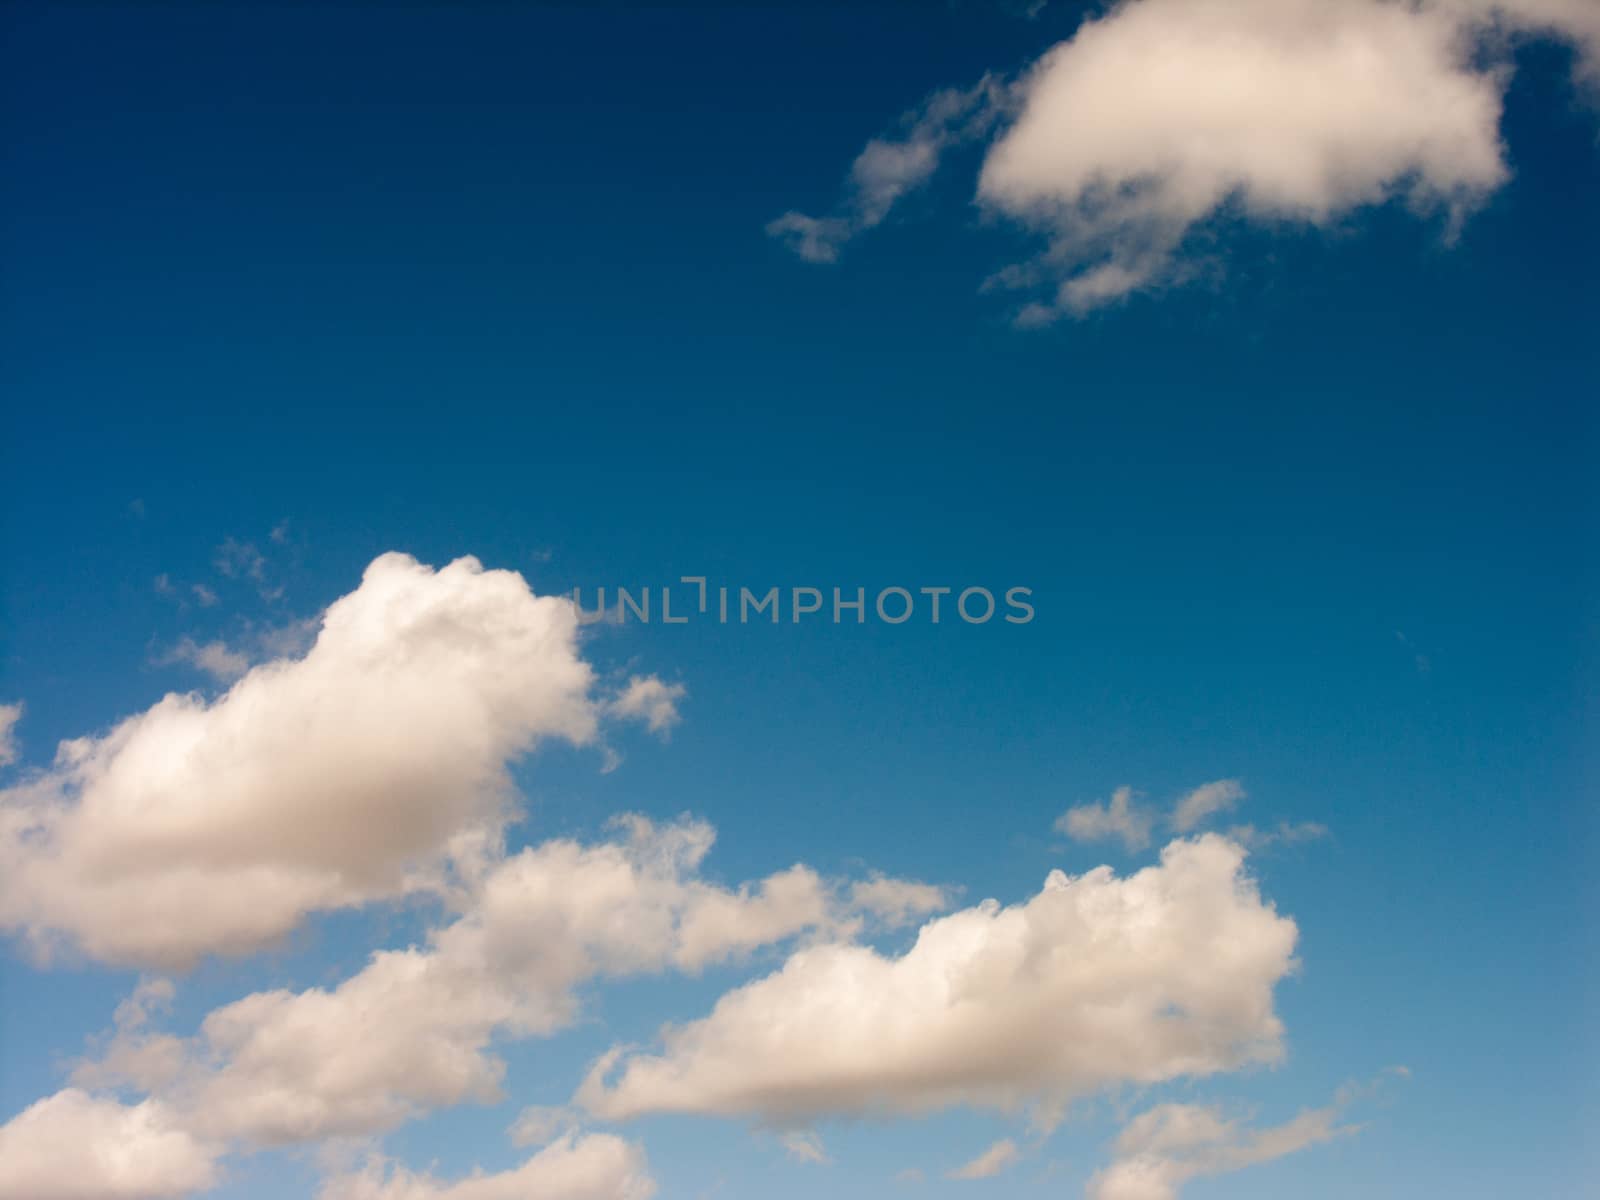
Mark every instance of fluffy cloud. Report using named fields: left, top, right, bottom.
left=605, top=676, right=687, bottom=737
left=947, top=1138, right=1020, bottom=1181
left=775, top=0, right=1600, bottom=317
left=978, top=0, right=1511, bottom=317
left=578, top=835, right=1297, bottom=1126
left=0, top=701, right=21, bottom=768
left=0, top=1089, right=221, bottom=1200
left=1055, top=786, right=1153, bottom=851
left=1086, top=1100, right=1350, bottom=1200
left=79, top=816, right=945, bottom=1147
left=0, top=553, right=600, bottom=968
left=1170, top=780, right=1245, bottom=834
left=319, top=1134, right=654, bottom=1200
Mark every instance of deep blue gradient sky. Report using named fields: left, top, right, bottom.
left=1, top=4, right=1596, bottom=1199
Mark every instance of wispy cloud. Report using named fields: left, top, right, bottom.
left=780, top=1131, right=831, bottom=1165
left=319, top=1135, right=654, bottom=1200
left=213, top=536, right=266, bottom=584
left=155, top=637, right=252, bottom=684
left=0, top=703, right=22, bottom=768
left=1086, top=1084, right=1373, bottom=1200
left=948, top=1138, right=1020, bottom=1180
left=767, top=79, right=1001, bottom=263
left=507, top=1105, right=577, bottom=1150
left=1226, top=821, right=1329, bottom=851
left=1172, top=779, right=1245, bottom=833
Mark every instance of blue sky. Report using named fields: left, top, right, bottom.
left=0, top=3, right=1595, bottom=1199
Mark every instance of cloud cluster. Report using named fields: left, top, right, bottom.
left=579, top=835, right=1297, bottom=1126
left=1087, top=1099, right=1351, bottom=1200
left=1057, top=779, right=1245, bottom=851
left=0, top=548, right=1356, bottom=1197
left=773, top=0, right=1600, bottom=317
left=0, top=553, right=619, bottom=967
left=74, top=816, right=946, bottom=1149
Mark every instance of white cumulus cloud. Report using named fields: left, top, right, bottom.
left=76, top=816, right=945, bottom=1147
left=0, top=1089, right=221, bottom=1200
left=0, top=553, right=601, bottom=968
left=578, top=835, right=1297, bottom=1126
left=774, top=0, right=1600, bottom=317
left=978, top=0, right=1511, bottom=318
